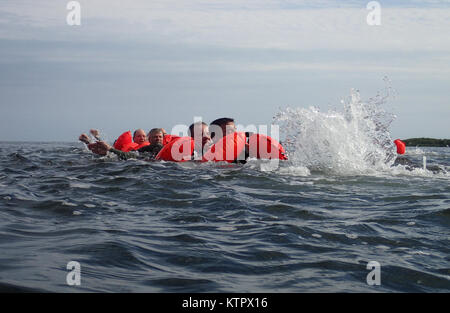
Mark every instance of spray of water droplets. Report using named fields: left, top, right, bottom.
left=274, top=81, right=398, bottom=174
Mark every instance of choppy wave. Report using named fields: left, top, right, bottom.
left=274, top=86, right=448, bottom=179
left=0, top=87, right=448, bottom=292
left=0, top=140, right=449, bottom=292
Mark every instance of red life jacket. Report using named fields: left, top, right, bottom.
left=156, top=132, right=247, bottom=163
left=162, top=134, right=180, bottom=146
left=394, top=139, right=406, bottom=155
left=155, top=137, right=194, bottom=162
left=246, top=133, right=288, bottom=160
left=147, top=134, right=179, bottom=146
left=202, top=132, right=247, bottom=163
left=113, top=131, right=150, bottom=152
left=113, top=131, right=133, bottom=151
left=154, top=132, right=288, bottom=163
left=122, top=141, right=150, bottom=152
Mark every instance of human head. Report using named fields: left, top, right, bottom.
left=148, top=128, right=164, bottom=145
left=210, top=117, right=236, bottom=143
left=189, top=122, right=211, bottom=149
left=133, top=129, right=147, bottom=145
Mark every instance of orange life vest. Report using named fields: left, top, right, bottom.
left=156, top=132, right=247, bottom=163
left=113, top=131, right=150, bottom=152
left=202, top=132, right=247, bottom=163
left=162, top=134, right=180, bottom=146
left=122, top=141, right=150, bottom=152
left=154, top=132, right=288, bottom=163
left=246, top=133, right=288, bottom=160
left=155, top=137, right=194, bottom=162
left=394, top=139, right=406, bottom=155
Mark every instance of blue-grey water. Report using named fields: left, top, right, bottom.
left=0, top=142, right=449, bottom=292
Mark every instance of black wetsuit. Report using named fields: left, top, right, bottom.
left=109, top=143, right=164, bottom=161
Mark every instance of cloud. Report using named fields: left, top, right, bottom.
left=1, top=1, right=449, bottom=53
left=0, top=1, right=448, bottom=141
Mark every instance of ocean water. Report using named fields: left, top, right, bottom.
left=0, top=142, right=448, bottom=293
left=1, top=90, right=449, bottom=293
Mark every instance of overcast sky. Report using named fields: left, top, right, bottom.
left=0, top=0, right=449, bottom=141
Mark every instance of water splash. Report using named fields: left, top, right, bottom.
left=274, top=86, right=397, bottom=174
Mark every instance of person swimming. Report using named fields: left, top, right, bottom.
left=83, top=128, right=165, bottom=160
left=210, top=117, right=248, bottom=164
left=78, top=129, right=103, bottom=145
left=207, top=117, right=288, bottom=162
left=79, top=119, right=289, bottom=163
left=132, top=129, right=148, bottom=146
left=79, top=128, right=149, bottom=154
left=112, top=129, right=151, bottom=152
left=147, top=128, right=164, bottom=145
left=209, top=117, right=236, bottom=144
left=189, top=121, right=212, bottom=158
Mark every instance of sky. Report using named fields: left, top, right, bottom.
left=0, top=0, right=449, bottom=142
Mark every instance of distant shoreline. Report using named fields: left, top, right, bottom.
left=403, top=138, right=450, bottom=147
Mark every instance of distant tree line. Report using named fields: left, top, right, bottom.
left=403, top=138, right=450, bottom=147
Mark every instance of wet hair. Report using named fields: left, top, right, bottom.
left=148, top=128, right=164, bottom=136
left=188, top=122, right=208, bottom=137
left=210, top=118, right=234, bottom=139
left=210, top=118, right=235, bottom=127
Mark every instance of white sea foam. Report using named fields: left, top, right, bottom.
left=70, top=182, right=93, bottom=189
left=387, top=164, right=448, bottom=178
left=278, top=166, right=311, bottom=177
left=275, top=85, right=397, bottom=175
left=60, top=200, right=77, bottom=207
left=274, top=83, right=448, bottom=178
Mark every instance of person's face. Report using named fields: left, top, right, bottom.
left=212, top=122, right=236, bottom=143
left=149, top=131, right=164, bottom=144
left=200, top=125, right=211, bottom=148
left=133, top=130, right=147, bottom=145
left=191, top=125, right=211, bottom=149
left=222, top=122, right=236, bottom=136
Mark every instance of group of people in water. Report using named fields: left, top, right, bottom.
left=79, top=117, right=287, bottom=163
left=78, top=118, right=446, bottom=173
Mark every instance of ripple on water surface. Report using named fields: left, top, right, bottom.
left=0, top=142, right=449, bottom=292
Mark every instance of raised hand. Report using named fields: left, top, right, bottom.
left=79, top=133, right=91, bottom=145
left=88, top=141, right=111, bottom=156
left=90, top=129, right=101, bottom=141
